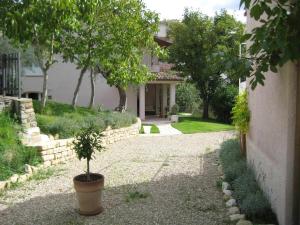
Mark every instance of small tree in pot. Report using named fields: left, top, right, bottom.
left=73, top=125, right=105, bottom=216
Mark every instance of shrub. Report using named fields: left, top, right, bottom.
left=232, top=91, right=250, bottom=134
left=223, top=160, right=247, bottom=182
left=240, top=191, right=275, bottom=221
left=211, top=84, right=238, bottom=123
left=0, top=112, right=42, bottom=180
left=34, top=101, right=137, bottom=138
left=218, top=139, right=277, bottom=224
left=170, top=104, right=179, bottom=115
left=176, top=82, right=201, bottom=113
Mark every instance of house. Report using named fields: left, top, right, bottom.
left=246, top=11, right=300, bottom=225
left=21, top=22, right=183, bottom=120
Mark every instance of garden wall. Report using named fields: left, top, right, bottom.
left=0, top=95, right=141, bottom=167
left=37, top=121, right=141, bottom=166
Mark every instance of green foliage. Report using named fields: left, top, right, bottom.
left=211, top=84, right=238, bottom=123
left=125, top=190, right=150, bottom=202
left=34, top=101, right=136, bottom=138
left=241, top=0, right=300, bottom=89
left=170, top=104, right=179, bottom=115
left=168, top=10, right=244, bottom=118
left=0, top=0, right=79, bottom=108
left=232, top=91, right=250, bottom=134
left=219, top=139, right=277, bottom=223
left=73, top=125, right=105, bottom=179
left=150, top=124, right=160, bottom=134
left=61, top=0, right=161, bottom=90
left=176, top=82, right=201, bottom=113
left=73, top=126, right=104, bottom=162
left=172, top=116, right=234, bottom=134
left=0, top=113, right=42, bottom=181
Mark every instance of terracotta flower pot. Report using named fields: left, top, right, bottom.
left=73, top=173, right=104, bottom=216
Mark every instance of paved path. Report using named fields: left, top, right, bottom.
left=0, top=132, right=234, bottom=225
left=156, top=123, right=182, bottom=135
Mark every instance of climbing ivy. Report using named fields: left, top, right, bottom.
left=241, top=0, right=300, bottom=89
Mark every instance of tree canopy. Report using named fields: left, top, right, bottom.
left=61, top=0, right=161, bottom=109
left=241, top=0, right=300, bottom=89
left=0, top=0, right=78, bottom=109
left=168, top=10, right=244, bottom=119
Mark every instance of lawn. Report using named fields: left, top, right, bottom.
left=33, top=101, right=137, bottom=138
left=141, top=124, right=160, bottom=134
left=172, top=116, right=234, bottom=134
left=150, top=124, right=160, bottom=134
left=0, top=112, right=42, bottom=181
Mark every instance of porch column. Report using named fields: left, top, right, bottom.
left=162, top=84, right=168, bottom=116
left=170, top=83, right=176, bottom=108
left=139, top=85, right=145, bottom=120
left=155, top=85, right=160, bottom=115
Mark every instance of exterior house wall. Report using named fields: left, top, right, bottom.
left=246, top=11, right=299, bottom=225
left=21, top=56, right=137, bottom=114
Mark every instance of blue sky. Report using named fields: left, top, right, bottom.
left=142, top=0, right=246, bottom=23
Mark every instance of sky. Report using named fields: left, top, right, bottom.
left=142, top=0, right=246, bottom=23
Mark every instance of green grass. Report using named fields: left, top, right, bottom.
left=142, top=124, right=160, bottom=134
left=125, top=190, right=151, bottom=202
left=150, top=124, right=160, bottom=134
left=33, top=101, right=137, bottom=138
left=0, top=112, right=42, bottom=181
left=172, top=116, right=234, bottom=134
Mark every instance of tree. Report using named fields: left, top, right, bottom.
left=62, top=0, right=161, bottom=110
left=176, top=82, right=201, bottom=113
left=169, top=10, right=244, bottom=119
left=0, top=0, right=78, bottom=110
left=241, top=0, right=300, bottom=89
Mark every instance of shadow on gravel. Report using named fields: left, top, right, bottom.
left=0, top=152, right=229, bottom=225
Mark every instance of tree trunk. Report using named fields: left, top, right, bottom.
left=41, top=69, right=48, bottom=111
left=240, top=132, right=247, bottom=157
left=89, top=69, right=95, bottom=109
left=72, top=67, right=87, bottom=107
left=87, top=159, right=90, bottom=181
left=115, top=86, right=127, bottom=112
left=202, top=99, right=209, bottom=119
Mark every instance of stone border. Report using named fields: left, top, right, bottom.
left=0, top=164, right=46, bottom=191
left=218, top=165, right=275, bottom=225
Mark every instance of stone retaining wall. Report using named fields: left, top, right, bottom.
left=0, top=96, right=37, bottom=128
left=37, top=120, right=141, bottom=166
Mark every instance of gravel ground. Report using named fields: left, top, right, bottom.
left=0, top=131, right=234, bottom=225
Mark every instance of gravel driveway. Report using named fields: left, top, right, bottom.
left=0, top=131, right=234, bottom=225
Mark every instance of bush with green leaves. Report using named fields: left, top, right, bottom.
left=232, top=91, right=250, bottom=134
left=170, top=104, right=179, bottom=115
left=73, top=125, right=105, bottom=181
left=176, top=82, right=201, bottom=113
left=211, top=84, right=238, bottom=123
left=219, top=139, right=277, bottom=223
left=34, top=101, right=137, bottom=138
left=0, top=112, right=42, bottom=180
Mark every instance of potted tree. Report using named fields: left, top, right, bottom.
left=73, top=125, right=105, bottom=216
left=169, top=104, right=179, bottom=123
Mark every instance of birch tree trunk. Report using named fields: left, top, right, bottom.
left=72, top=67, right=87, bottom=107
left=89, top=69, right=95, bottom=109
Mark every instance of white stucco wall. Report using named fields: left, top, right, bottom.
left=246, top=10, right=299, bottom=225
left=22, top=57, right=137, bottom=114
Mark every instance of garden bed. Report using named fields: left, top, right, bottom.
left=0, top=112, right=42, bottom=181
left=219, top=139, right=277, bottom=224
left=33, top=101, right=137, bottom=138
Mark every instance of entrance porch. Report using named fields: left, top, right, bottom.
left=138, top=82, right=177, bottom=121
